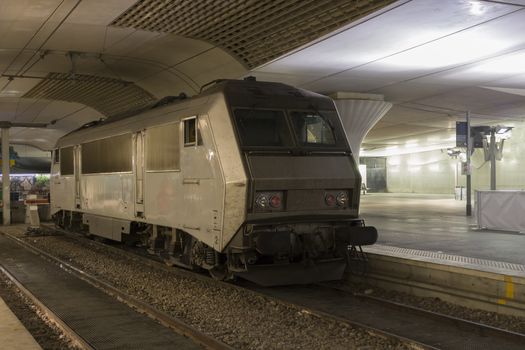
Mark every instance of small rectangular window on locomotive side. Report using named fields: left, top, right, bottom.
left=53, top=149, right=60, bottom=163
left=146, top=122, right=180, bottom=171
left=81, top=134, right=132, bottom=174
left=184, top=117, right=197, bottom=146
left=59, top=146, right=74, bottom=176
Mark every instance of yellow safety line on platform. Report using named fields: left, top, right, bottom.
left=505, top=276, right=514, bottom=299
left=497, top=276, right=515, bottom=305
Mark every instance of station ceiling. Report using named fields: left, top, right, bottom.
left=1, top=0, right=525, bottom=154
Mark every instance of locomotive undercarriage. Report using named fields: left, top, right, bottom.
left=53, top=210, right=377, bottom=286
left=225, top=220, right=377, bottom=285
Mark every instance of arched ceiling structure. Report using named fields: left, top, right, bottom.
left=0, top=0, right=393, bottom=150
left=3, top=0, right=525, bottom=155
left=253, top=0, right=525, bottom=155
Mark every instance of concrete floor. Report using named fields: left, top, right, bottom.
left=359, top=193, right=525, bottom=265
left=0, top=298, right=41, bottom=350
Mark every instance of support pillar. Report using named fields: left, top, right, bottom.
left=489, top=129, right=496, bottom=191
left=332, top=92, right=392, bottom=162
left=2, top=127, right=10, bottom=225
left=466, top=111, right=472, bottom=216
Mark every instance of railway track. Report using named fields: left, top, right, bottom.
left=17, top=226, right=425, bottom=348
left=1, top=231, right=232, bottom=350
left=243, top=282, right=525, bottom=350
left=349, top=290, right=525, bottom=345
left=12, top=225, right=525, bottom=349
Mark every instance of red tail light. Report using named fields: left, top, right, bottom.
left=325, top=193, right=336, bottom=206
left=270, top=195, right=281, bottom=208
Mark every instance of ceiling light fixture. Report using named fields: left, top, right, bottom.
left=469, top=1, right=486, bottom=16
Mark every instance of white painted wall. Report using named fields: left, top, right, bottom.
left=386, top=149, right=456, bottom=194
left=385, top=123, right=525, bottom=194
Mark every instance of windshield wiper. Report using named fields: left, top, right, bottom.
left=246, top=149, right=292, bottom=155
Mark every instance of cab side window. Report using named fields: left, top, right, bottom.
left=60, top=147, right=74, bottom=176
left=184, top=117, right=197, bottom=146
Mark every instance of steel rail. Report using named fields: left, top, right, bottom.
left=350, top=290, right=525, bottom=343
left=323, top=282, right=525, bottom=343
left=2, top=232, right=233, bottom=350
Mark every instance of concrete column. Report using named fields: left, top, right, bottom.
left=1, top=128, right=10, bottom=225
left=332, top=92, right=392, bottom=161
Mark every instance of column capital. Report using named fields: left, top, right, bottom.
left=333, top=98, right=392, bottom=161
left=329, top=92, right=385, bottom=101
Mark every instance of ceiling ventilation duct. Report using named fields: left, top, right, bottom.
left=110, top=0, right=395, bottom=69
left=23, top=73, right=156, bottom=118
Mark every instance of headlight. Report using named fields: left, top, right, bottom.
left=336, top=192, right=348, bottom=206
left=255, top=194, right=270, bottom=209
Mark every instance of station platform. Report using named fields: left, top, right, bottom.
left=0, top=296, right=41, bottom=350
left=360, top=193, right=525, bottom=266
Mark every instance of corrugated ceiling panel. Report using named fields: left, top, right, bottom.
left=23, top=73, right=156, bottom=117
left=110, top=0, right=395, bottom=69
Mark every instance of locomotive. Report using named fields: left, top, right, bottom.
left=50, top=78, right=377, bottom=286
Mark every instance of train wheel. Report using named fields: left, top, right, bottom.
left=208, top=264, right=229, bottom=281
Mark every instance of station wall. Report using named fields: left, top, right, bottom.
left=383, top=123, right=525, bottom=194
left=385, top=150, right=455, bottom=194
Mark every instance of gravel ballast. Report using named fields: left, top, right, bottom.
left=15, top=231, right=408, bottom=350
left=0, top=270, right=80, bottom=350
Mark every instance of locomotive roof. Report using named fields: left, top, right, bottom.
left=56, top=79, right=334, bottom=147
left=202, top=79, right=332, bottom=103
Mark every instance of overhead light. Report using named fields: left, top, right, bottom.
left=429, top=164, right=440, bottom=172
left=0, top=90, right=20, bottom=97
left=496, top=126, right=513, bottom=135
left=405, top=140, right=418, bottom=148
left=388, top=156, right=401, bottom=166
left=446, top=148, right=465, bottom=159
left=469, top=1, right=486, bottom=16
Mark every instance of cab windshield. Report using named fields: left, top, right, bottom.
left=234, top=109, right=293, bottom=148
left=290, top=111, right=336, bottom=146
left=233, top=108, right=346, bottom=151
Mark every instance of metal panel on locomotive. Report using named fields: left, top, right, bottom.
left=50, top=78, right=377, bottom=286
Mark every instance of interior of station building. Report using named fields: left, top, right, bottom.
left=0, top=1, right=525, bottom=348
left=1, top=0, right=524, bottom=251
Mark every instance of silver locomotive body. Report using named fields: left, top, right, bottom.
left=51, top=79, right=376, bottom=286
